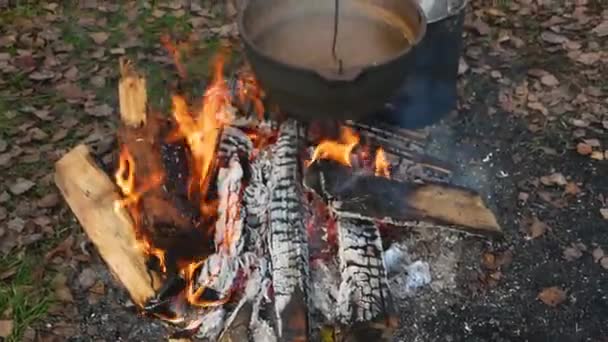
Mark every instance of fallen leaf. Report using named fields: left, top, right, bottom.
left=576, top=143, right=593, bottom=155
left=592, top=247, right=605, bottom=263
left=590, top=151, right=604, bottom=160
left=471, top=18, right=491, bottom=35
left=7, top=218, right=25, bottom=233
left=591, top=21, right=608, bottom=37
left=89, top=32, right=109, bottom=45
left=9, top=178, right=35, bottom=195
left=564, top=182, right=580, bottom=195
left=63, top=66, right=79, bottom=81
left=600, top=208, right=608, bottom=220
left=37, top=193, right=60, bottom=208
left=55, top=82, right=86, bottom=100
left=78, top=268, right=97, bottom=290
left=540, top=31, right=568, bottom=44
left=563, top=246, right=583, bottom=261
left=540, top=73, right=559, bottom=87
left=29, top=70, right=55, bottom=81
left=0, top=320, right=13, bottom=338
left=45, top=235, right=74, bottom=261
left=90, top=75, right=106, bottom=88
left=538, top=286, right=566, bottom=307
left=576, top=52, right=600, bottom=65
left=540, top=173, right=567, bottom=186
left=525, top=217, right=549, bottom=239
left=85, top=104, right=113, bottom=117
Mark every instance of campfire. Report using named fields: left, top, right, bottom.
left=54, top=48, right=501, bottom=341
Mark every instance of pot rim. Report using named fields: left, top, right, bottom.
left=237, top=0, right=428, bottom=83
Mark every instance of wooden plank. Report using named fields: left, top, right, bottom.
left=304, top=161, right=502, bottom=237
left=54, top=144, right=160, bottom=306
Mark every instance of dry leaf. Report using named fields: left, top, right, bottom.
left=563, top=246, right=583, bottom=261
left=9, top=178, right=35, bottom=195
left=29, top=70, right=55, bottom=81
left=576, top=52, right=600, bottom=65
left=37, top=193, right=60, bottom=208
left=538, top=286, right=566, bottom=307
left=540, top=73, right=559, bottom=87
left=0, top=320, right=13, bottom=338
left=78, top=268, right=97, bottom=290
left=526, top=217, right=549, bottom=239
left=591, top=21, right=608, bottom=37
left=540, top=173, right=567, bottom=186
left=564, top=182, right=580, bottom=195
left=590, top=151, right=604, bottom=160
left=592, top=247, right=605, bottom=263
left=576, top=143, right=593, bottom=155
left=600, top=208, right=608, bottom=220
left=89, top=32, right=109, bottom=45
left=85, top=104, right=113, bottom=117
left=601, top=257, right=608, bottom=270
left=540, top=31, right=568, bottom=44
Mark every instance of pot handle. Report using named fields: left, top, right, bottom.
left=315, top=67, right=364, bottom=82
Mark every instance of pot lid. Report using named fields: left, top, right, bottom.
left=417, top=0, right=467, bottom=23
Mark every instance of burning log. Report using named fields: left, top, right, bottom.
left=54, top=145, right=160, bottom=306
left=335, top=216, right=396, bottom=341
left=268, top=120, right=311, bottom=341
left=304, top=160, right=502, bottom=237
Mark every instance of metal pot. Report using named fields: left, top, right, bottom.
left=368, top=0, right=468, bottom=128
left=237, top=0, right=427, bottom=121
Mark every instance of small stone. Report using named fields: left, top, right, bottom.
left=592, top=248, right=605, bottom=263
left=7, top=218, right=26, bottom=232
left=576, top=143, right=592, bottom=155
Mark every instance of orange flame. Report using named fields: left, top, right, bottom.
left=236, top=66, right=265, bottom=120
left=374, top=147, right=390, bottom=178
left=310, top=126, right=360, bottom=166
left=170, top=53, right=233, bottom=216
left=114, top=146, right=167, bottom=272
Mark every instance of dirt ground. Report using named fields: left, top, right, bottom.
left=0, top=1, right=606, bottom=341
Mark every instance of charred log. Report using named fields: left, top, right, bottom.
left=268, top=120, right=311, bottom=341
left=304, top=160, right=502, bottom=237
left=335, top=216, right=396, bottom=339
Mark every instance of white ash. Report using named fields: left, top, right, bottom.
left=192, top=308, right=225, bottom=340
left=309, top=259, right=340, bottom=323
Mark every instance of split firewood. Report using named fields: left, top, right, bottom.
left=54, top=145, right=160, bottom=306
left=119, top=57, right=147, bottom=128
left=304, top=161, right=502, bottom=237
left=269, top=120, right=311, bottom=341
left=335, top=216, right=396, bottom=340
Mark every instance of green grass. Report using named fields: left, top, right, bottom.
left=0, top=254, right=52, bottom=342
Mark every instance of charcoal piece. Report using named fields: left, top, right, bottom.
left=160, top=142, right=190, bottom=197
left=346, top=121, right=453, bottom=175
left=268, top=120, right=310, bottom=340
left=304, top=161, right=502, bottom=237
left=335, top=216, right=395, bottom=332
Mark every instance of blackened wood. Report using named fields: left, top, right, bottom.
left=335, top=216, right=395, bottom=339
left=304, top=161, right=502, bottom=237
left=268, top=120, right=310, bottom=341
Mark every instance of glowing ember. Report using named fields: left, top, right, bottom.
left=310, top=126, right=360, bottom=166
left=374, top=147, right=391, bottom=178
